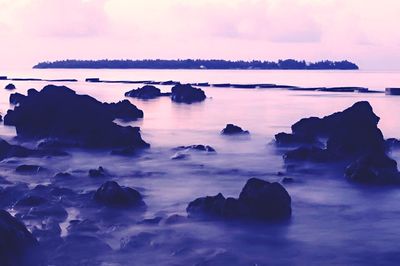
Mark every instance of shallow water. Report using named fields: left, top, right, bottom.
left=0, top=69, right=400, bottom=265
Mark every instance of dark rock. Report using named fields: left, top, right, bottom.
left=16, top=164, right=45, bottom=173
left=10, top=92, right=26, bottom=105
left=85, top=78, right=100, bottom=82
left=125, top=85, right=169, bottom=99
left=187, top=178, right=291, bottom=221
left=0, top=210, right=44, bottom=266
left=111, top=147, right=139, bottom=156
left=120, top=232, right=157, bottom=250
left=89, top=167, right=108, bottom=177
left=67, top=219, right=99, bottom=234
left=282, top=177, right=294, bottom=183
left=275, top=132, right=318, bottom=146
left=5, top=83, right=16, bottom=90
left=106, top=99, right=144, bottom=121
left=284, top=146, right=336, bottom=162
left=138, top=217, right=163, bottom=225
left=385, top=88, right=400, bottom=95
left=163, top=214, right=188, bottom=224
left=278, top=102, right=386, bottom=163
left=4, top=85, right=149, bottom=149
left=345, top=152, right=400, bottom=185
left=385, top=138, right=400, bottom=149
left=15, top=195, right=47, bottom=207
left=221, top=124, right=249, bottom=135
left=94, top=181, right=145, bottom=208
left=53, top=172, right=72, bottom=179
left=175, top=144, right=216, bottom=152
left=171, top=84, right=206, bottom=103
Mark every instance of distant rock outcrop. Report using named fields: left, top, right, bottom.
left=187, top=178, right=291, bottom=221
left=125, top=85, right=171, bottom=99
left=4, top=85, right=149, bottom=149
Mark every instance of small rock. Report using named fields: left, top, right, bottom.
left=221, top=124, right=249, bottom=135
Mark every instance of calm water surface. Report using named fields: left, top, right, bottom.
left=0, top=69, right=399, bottom=265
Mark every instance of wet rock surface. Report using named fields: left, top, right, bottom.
left=4, top=85, right=149, bottom=149
left=187, top=178, right=291, bottom=221
left=171, top=84, right=206, bottom=103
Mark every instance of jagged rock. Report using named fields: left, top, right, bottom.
left=5, top=83, right=16, bottom=90
left=345, top=153, right=400, bottom=185
left=0, top=210, right=44, bottom=266
left=171, top=84, right=206, bottom=103
left=94, top=181, right=145, bottom=208
left=221, top=124, right=249, bottom=135
left=187, top=178, right=291, bottom=221
left=4, top=85, right=149, bottom=149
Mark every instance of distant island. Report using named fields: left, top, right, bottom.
left=33, top=59, right=359, bottom=70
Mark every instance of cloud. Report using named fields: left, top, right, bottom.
left=0, top=0, right=400, bottom=69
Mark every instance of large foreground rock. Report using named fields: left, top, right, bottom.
left=187, top=178, right=291, bottom=221
left=0, top=210, right=44, bottom=265
left=4, top=85, right=149, bottom=149
left=171, top=84, right=206, bottom=103
left=94, top=181, right=145, bottom=208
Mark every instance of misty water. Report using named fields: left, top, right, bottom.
left=1, top=69, right=400, bottom=265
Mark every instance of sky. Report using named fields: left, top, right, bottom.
left=0, top=0, right=399, bottom=70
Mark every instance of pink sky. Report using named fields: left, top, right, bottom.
left=0, top=0, right=399, bottom=70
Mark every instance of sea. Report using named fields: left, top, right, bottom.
left=0, top=69, right=400, bottom=265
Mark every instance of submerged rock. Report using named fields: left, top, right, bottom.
left=16, top=164, right=45, bottom=173
left=94, top=181, right=145, bottom=208
left=175, top=144, right=216, bottom=153
left=89, top=166, right=108, bottom=178
left=171, top=84, right=206, bottom=103
left=125, top=85, right=171, bottom=99
left=0, top=210, right=44, bottom=266
left=4, top=85, right=149, bottom=149
left=221, top=124, right=249, bottom=135
left=187, top=178, right=291, bottom=221
left=5, top=83, right=16, bottom=90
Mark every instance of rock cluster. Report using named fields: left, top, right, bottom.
left=4, top=85, right=149, bottom=149
left=187, top=178, right=291, bottom=221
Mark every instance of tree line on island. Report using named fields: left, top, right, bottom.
left=33, top=59, right=359, bottom=70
